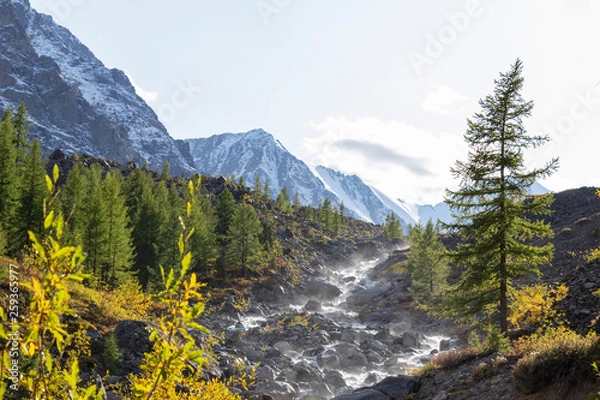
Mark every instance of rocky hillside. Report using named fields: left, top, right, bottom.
left=0, top=0, right=195, bottom=175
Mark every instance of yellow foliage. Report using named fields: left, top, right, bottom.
left=508, top=284, right=568, bottom=330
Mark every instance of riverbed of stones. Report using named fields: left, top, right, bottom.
left=197, top=253, right=454, bottom=400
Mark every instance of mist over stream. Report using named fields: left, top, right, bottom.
left=202, top=245, right=452, bottom=399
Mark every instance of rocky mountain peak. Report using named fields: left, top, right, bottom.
left=0, top=0, right=195, bottom=175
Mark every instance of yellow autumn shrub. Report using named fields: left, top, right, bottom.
left=508, top=283, right=568, bottom=330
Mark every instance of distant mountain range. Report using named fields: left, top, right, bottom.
left=185, top=129, right=456, bottom=227
left=0, top=0, right=549, bottom=227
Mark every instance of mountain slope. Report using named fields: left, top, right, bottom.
left=186, top=129, right=335, bottom=207
left=186, top=129, right=424, bottom=226
left=315, top=166, right=417, bottom=227
left=0, top=0, right=195, bottom=174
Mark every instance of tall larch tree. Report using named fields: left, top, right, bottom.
left=406, top=220, right=448, bottom=302
left=102, top=170, right=134, bottom=285
left=126, top=168, right=164, bottom=289
left=226, top=202, right=264, bottom=277
left=215, top=188, right=236, bottom=277
left=15, top=139, right=47, bottom=252
left=81, top=164, right=109, bottom=278
left=443, top=59, right=558, bottom=333
left=0, top=109, right=19, bottom=249
left=384, top=212, right=403, bottom=240
left=186, top=178, right=216, bottom=276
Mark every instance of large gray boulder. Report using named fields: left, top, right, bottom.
left=331, top=375, right=421, bottom=400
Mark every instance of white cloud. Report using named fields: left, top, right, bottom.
left=125, top=71, right=158, bottom=103
left=422, top=85, right=470, bottom=115
left=303, top=116, right=466, bottom=204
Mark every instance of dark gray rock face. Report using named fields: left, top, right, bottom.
left=113, top=320, right=152, bottom=374
left=331, top=375, right=421, bottom=400
left=0, top=0, right=195, bottom=175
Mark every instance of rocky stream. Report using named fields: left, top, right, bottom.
left=196, top=242, right=454, bottom=399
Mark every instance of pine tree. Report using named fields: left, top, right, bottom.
left=61, top=162, right=86, bottom=244
left=186, top=178, right=216, bottom=276
left=160, top=161, right=171, bottom=181
left=155, top=182, right=182, bottom=277
left=215, top=188, right=236, bottom=277
left=275, top=186, right=291, bottom=213
left=263, top=179, right=271, bottom=200
left=226, top=202, right=264, bottom=277
left=14, top=139, right=48, bottom=252
left=81, top=164, right=109, bottom=278
left=406, top=220, right=448, bottom=302
left=125, top=169, right=164, bottom=289
left=253, top=173, right=263, bottom=199
left=0, top=110, right=19, bottom=251
left=12, top=102, right=30, bottom=163
left=292, top=191, right=301, bottom=210
left=102, top=171, right=134, bottom=286
left=443, top=59, right=558, bottom=333
left=238, top=175, right=245, bottom=187
left=384, top=213, right=403, bottom=240
left=318, top=198, right=333, bottom=231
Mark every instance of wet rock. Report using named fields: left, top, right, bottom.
left=254, top=381, right=297, bottom=400
left=255, top=365, right=277, bottom=382
left=331, top=389, right=390, bottom=400
left=439, top=339, right=451, bottom=351
left=324, top=370, right=346, bottom=389
left=305, top=299, right=322, bottom=312
left=294, top=362, right=321, bottom=383
left=346, top=285, right=391, bottom=307
left=304, top=279, right=343, bottom=301
left=273, top=341, right=292, bottom=354
left=402, top=331, right=420, bottom=348
left=373, top=375, right=421, bottom=398
left=317, top=350, right=341, bottom=369
left=366, top=339, right=388, bottom=354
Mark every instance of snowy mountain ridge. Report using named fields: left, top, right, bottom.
left=0, top=0, right=195, bottom=175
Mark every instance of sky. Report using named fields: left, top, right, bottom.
left=29, top=0, right=600, bottom=204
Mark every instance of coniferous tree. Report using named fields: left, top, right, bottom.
left=384, top=212, right=403, bottom=240
left=406, top=220, right=449, bottom=302
left=292, top=191, right=301, bottom=210
left=81, top=164, right=109, bottom=278
left=186, top=178, right=216, bottom=276
left=253, top=173, right=263, bottom=199
left=126, top=169, right=164, bottom=289
left=226, top=202, right=264, bottom=277
left=263, top=179, right=271, bottom=200
left=443, top=59, right=558, bottom=333
left=215, top=188, right=236, bottom=277
left=0, top=226, right=6, bottom=256
left=318, top=198, right=333, bottom=231
left=102, top=171, right=134, bottom=285
left=12, top=102, right=30, bottom=163
left=61, top=163, right=86, bottom=244
left=14, top=139, right=48, bottom=252
left=0, top=110, right=18, bottom=247
left=275, top=186, right=291, bottom=213
left=160, top=161, right=171, bottom=181
left=238, top=175, right=245, bottom=187
left=155, top=182, right=182, bottom=276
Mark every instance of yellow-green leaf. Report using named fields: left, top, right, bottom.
left=53, top=164, right=60, bottom=183
left=45, top=174, right=54, bottom=194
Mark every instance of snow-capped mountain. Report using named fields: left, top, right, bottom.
left=186, top=129, right=341, bottom=208
left=314, top=166, right=416, bottom=228
left=186, top=129, right=417, bottom=226
left=0, top=0, right=195, bottom=174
